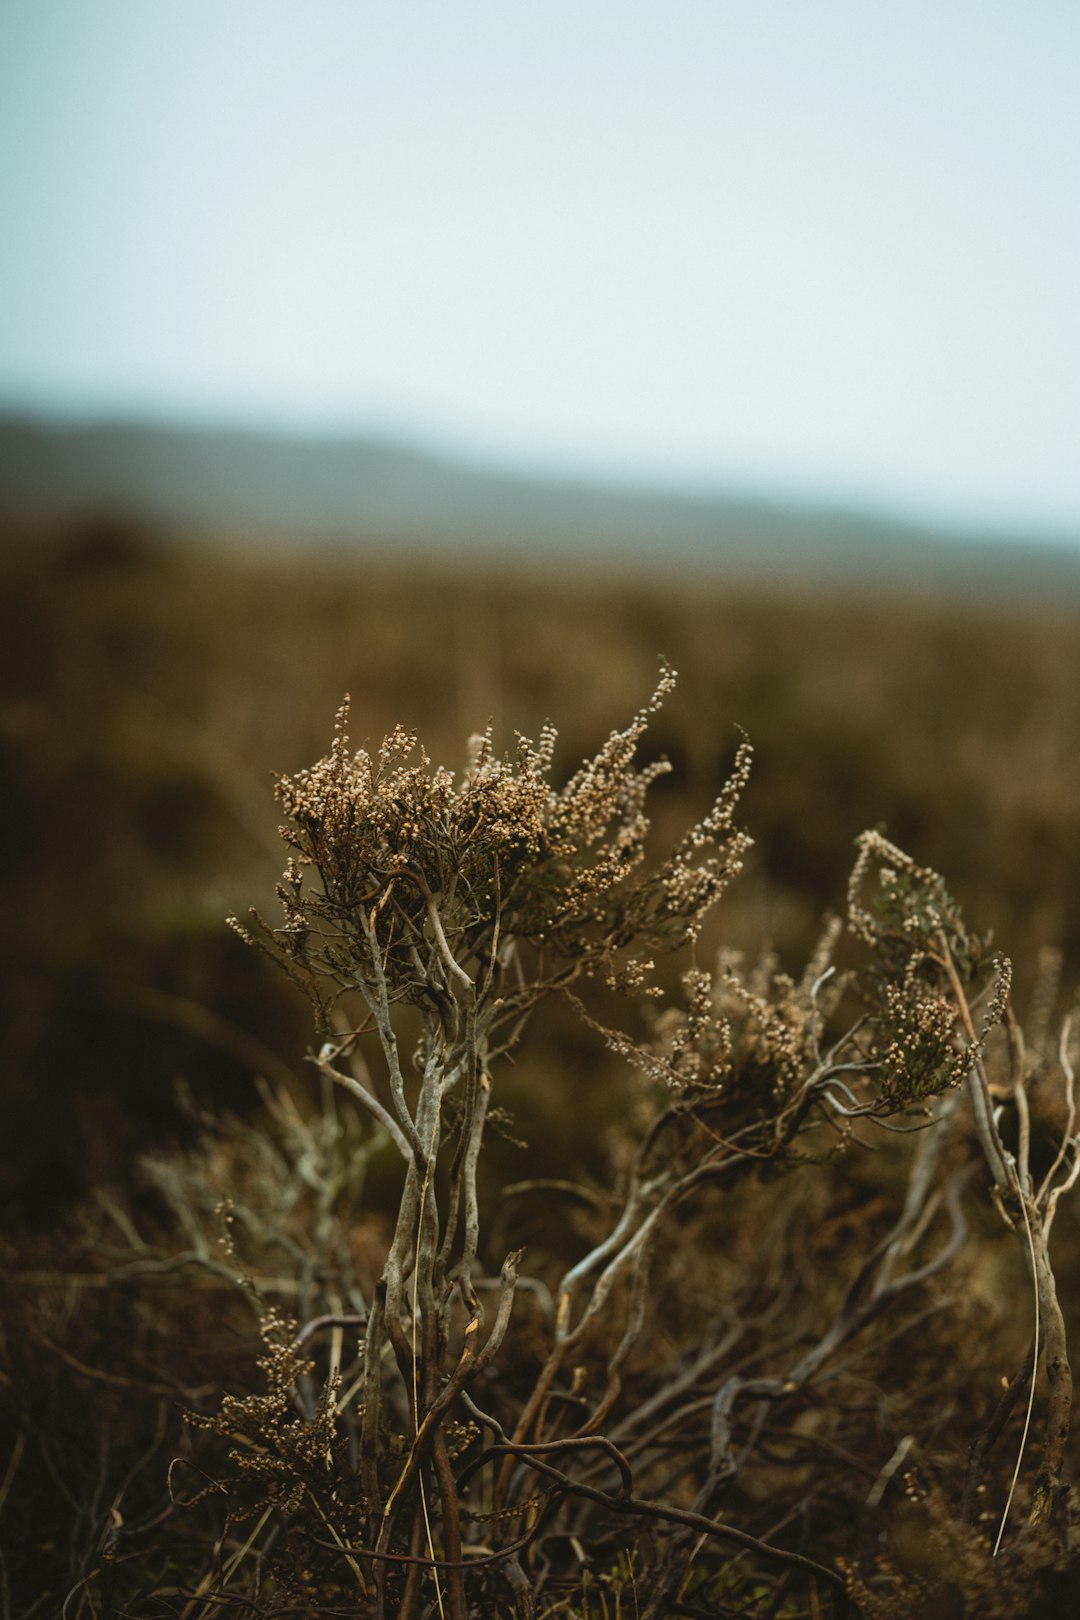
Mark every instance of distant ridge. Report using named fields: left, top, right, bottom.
left=2, top=412, right=1078, bottom=594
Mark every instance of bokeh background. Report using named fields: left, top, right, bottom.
left=2, top=0, right=1080, bottom=1223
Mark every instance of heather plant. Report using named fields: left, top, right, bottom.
left=17, top=669, right=1080, bottom=1619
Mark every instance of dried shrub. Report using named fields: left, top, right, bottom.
left=11, top=669, right=1080, bottom=1619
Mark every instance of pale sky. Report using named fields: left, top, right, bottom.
left=1, top=1, right=1078, bottom=535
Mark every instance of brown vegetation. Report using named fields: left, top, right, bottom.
left=2, top=523, right=1080, bottom=1616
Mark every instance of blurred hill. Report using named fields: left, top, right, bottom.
left=3, top=412, right=1080, bottom=593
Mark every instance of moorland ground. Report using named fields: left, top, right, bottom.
left=3, top=519, right=1080, bottom=1615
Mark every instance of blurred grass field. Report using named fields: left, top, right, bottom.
left=3, top=514, right=1080, bottom=1220
left=4, top=513, right=1080, bottom=1616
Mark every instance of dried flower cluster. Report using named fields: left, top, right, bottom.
left=231, top=663, right=753, bottom=1029
left=847, top=830, right=1009, bottom=1107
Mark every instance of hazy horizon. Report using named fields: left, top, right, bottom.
left=7, top=409, right=1080, bottom=564
left=2, top=2, right=1078, bottom=538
